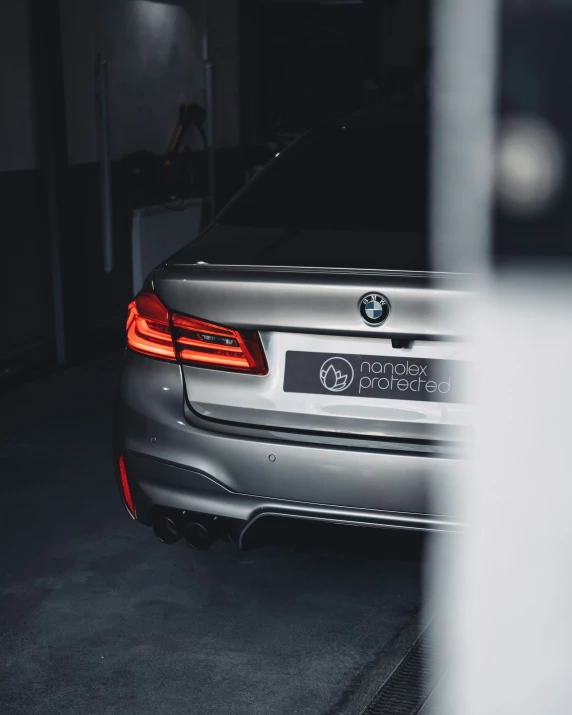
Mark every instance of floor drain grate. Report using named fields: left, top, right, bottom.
left=361, top=624, right=444, bottom=715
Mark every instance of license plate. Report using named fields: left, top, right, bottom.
left=283, top=351, right=466, bottom=404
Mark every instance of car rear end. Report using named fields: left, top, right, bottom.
left=113, top=105, right=470, bottom=547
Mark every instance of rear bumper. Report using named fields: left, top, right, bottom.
left=121, top=451, right=463, bottom=534
left=114, top=352, right=464, bottom=533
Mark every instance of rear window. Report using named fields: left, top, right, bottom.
left=219, top=125, right=428, bottom=233
left=178, top=121, right=431, bottom=272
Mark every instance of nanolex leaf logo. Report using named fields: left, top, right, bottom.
left=319, top=357, right=355, bottom=393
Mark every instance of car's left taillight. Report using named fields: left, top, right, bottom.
left=126, top=291, right=268, bottom=375
left=126, top=292, right=176, bottom=362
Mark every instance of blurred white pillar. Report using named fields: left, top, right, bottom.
left=429, top=0, right=572, bottom=713
left=430, top=0, right=497, bottom=275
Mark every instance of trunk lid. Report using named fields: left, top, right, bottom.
left=153, top=261, right=471, bottom=443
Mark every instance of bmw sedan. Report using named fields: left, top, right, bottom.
left=113, top=103, right=469, bottom=549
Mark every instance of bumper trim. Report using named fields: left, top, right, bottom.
left=239, top=511, right=463, bottom=549
left=123, top=451, right=464, bottom=536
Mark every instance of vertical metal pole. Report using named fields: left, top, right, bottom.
left=47, top=172, right=67, bottom=367
left=203, top=0, right=216, bottom=221
left=29, top=0, right=69, bottom=366
left=96, top=56, right=114, bottom=273
left=205, top=62, right=216, bottom=220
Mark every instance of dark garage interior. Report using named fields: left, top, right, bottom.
left=2, top=1, right=572, bottom=714
left=0, top=2, right=435, bottom=712
left=0, top=0, right=429, bottom=384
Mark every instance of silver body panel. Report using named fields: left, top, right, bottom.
left=184, top=330, right=469, bottom=443
left=113, top=111, right=468, bottom=535
left=114, top=350, right=465, bottom=533
left=154, top=264, right=470, bottom=338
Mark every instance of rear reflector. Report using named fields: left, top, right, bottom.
left=126, top=292, right=268, bottom=375
left=118, top=455, right=136, bottom=516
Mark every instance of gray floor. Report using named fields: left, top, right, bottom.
left=0, top=354, right=425, bottom=715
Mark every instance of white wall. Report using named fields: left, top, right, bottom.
left=0, top=0, right=36, bottom=171
left=60, top=0, right=208, bottom=164
left=0, top=0, right=278, bottom=170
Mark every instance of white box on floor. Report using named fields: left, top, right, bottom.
left=131, top=198, right=203, bottom=294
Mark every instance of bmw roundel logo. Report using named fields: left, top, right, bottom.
left=359, top=293, right=390, bottom=326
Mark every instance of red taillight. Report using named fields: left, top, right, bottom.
left=126, top=292, right=267, bottom=375
left=171, top=313, right=267, bottom=374
left=127, top=292, right=176, bottom=361
left=118, top=455, right=135, bottom=516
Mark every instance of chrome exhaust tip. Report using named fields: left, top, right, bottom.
left=184, top=519, right=217, bottom=550
left=152, top=513, right=182, bottom=545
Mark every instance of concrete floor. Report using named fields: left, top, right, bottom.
left=0, top=353, right=425, bottom=715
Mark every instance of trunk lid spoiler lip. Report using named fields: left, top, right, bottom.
left=154, top=263, right=473, bottom=282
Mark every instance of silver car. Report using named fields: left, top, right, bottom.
left=113, top=105, right=468, bottom=549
